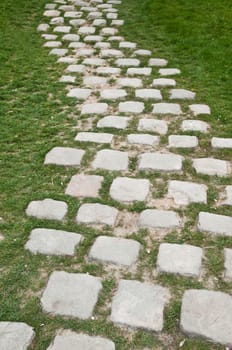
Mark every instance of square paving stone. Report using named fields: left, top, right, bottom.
left=101, top=49, right=123, bottom=57
left=138, top=209, right=181, bottom=229
left=41, top=272, right=102, bottom=319
left=180, top=289, right=232, bottom=346
left=81, top=103, right=108, bottom=115
left=189, top=104, right=211, bottom=116
left=152, top=78, right=176, bottom=87
left=92, top=149, right=128, bottom=171
left=25, top=228, right=82, bottom=256
left=110, top=280, right=170, bottom=331
left=59, top=75, right=76, bottom=83
left=117, top=77, right=142, bottom=88
left=82, top=58, right=106, bottom=66
left=37, top=23, right=50, bottom=32
left=181, top=120, right=209, bottom=133
left=26, top=199, right=68, bottom=221
left=149, top=58, right=168, bottom=67
left=115, top=58, right=140, bottom=67
left=168, top=180, right=207, bottom=205
left=138, top=119, right=168, bottom=135
left=44, top=147, right=85, bottom=166
left=110, top=177, right=150, bottom=202
left=65, top=174, right=103, bottom=198
left=119, top=101, right=144, bottom=114
left=0, top=322, right=34, bottom=350
left=211, top=137, right=232, bottom=149
left=97, top=116, right=130, bottom=129
left=134, top=49, right=151, bottom=56
left=224, top=248, right=232, bottom=280
left=159, top=68, right=180, bottom=76
left=49, top=48, right=68, bottom=56
left=67, top=88, right=91, bottom=100
left=197, top=212, right=232, bottom=237
left=76, top=203, right=118, bottom=226
left=127, top=134, right=160, bottom=146
left=193, top=158, right=231, bottom=177
left=66, top=64, right=85, bottom=73
left=96, top=66, right=121, bottom=75
left=62, top=34, right=80, bottom=41
left=152, top=103, right=182, bottom=115
left=95, top=42, right=111, bottom=49
left=138, top=152, right=183, bottom=172
left=89, top=236, right=141, bottom=266
left=75, top=132, right=113, bottom=143
left=168, top=135, right=198, bottom=148
left=170, top=89, right=196, bottom=100
left=47, top=330, right=115, bottom=350
left=83, top=76, right=107, bottom=87
left=157, top=243, right=203, bottom=277
left=84, top=35, right=103, bottom=43
left=135, top=89, right=162, bottom=100
left=127, top=67, right=152, bottom=76
left=100, top=89, right=127, bottom=100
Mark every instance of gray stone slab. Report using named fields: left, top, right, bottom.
left=37, top=23, right=50, bottom=32
left=168, top=180, right=207, bottom=205
left=50, top=17, right=64, bottom=25
left=78, top=26, right=96, bottom=35
left=76, top=48, right=94, bottom=56
left=119, top=101, right=144, bottom=114
left=119, top=41, right=137, bottom=49
left=127, top=134, right=159, bottom=146
left=110, top=279, right=169, bottom=331
left=197, top=212, right=232, bottom=237
left=44, top=41, right=62, bottom=48
left=101, top=49, right=123, bottom=57
left=117, top=77, right=142, bottom=88
left=44, top=147, right=85, bottom=166
left=25, top=228, right=82, bottom=256
left=127, top=68, right=152, bottom=76
left=59, top=5, right=75, bottom=11
left=65, top=174, right=103, bottom=197
left=224, top=248, right=232, bottom=280
left=101, top=27, right=118, bottom=36
left=180, top=289, right=232, bottom=346
left=100, top=89, right=127, bottom=100
left=97, top=116, right=130, bottom=129
left=135, top=89, right=162, bottom=100
left=93, top=19, right=107, bottom=26
left=211, top=137, right=232, bottom=148
left=138, top=152, right=183, bottom=172
left=89, top=236, right=140, bottom=266
left=138, top=119, right=168, bottom=135
left=66, top=64, right=85, bottom=73
left=84, top=35, right=103, bottom=42
left=87, top=11, right=103, bottom=19
left=189, top=104, right=211, bottom=116
left=41, top=272, right=102, bottom=319
left=45, top=4, right=57, bottom=10
left=0, top=322, right=34, bottom=350
left=47, top=330, right=115, bottom=350
left=152, top=78, right=176, bottom=87
left=44, top=10, right=61, bottom=17
left=159, top=68, right=180, bottom=76
left=193, top=158, right=231, bottom=176
left=95, top=42, right=111, bottom=49
left=83, top=76, right=107, bottom=87
left=58, top=57, right=76, bottom=64
left=106, top=13, right=118, bottom=19
left=152, top=103, right=182, bottom=115
left=134, top=49, right=151, bottom=56
left=76, top=203, right=118, bottom=226
left=157, top=243, right=203, bottom=277
left=92, top=149, right=128, bottom=171
left=42, top=34, right=57, bottom=40
left=62, top=34, right=80, bottom=41
left=138, top=209, right=181, bottom=229
left=111, top=19, right=124, bottom=26
left=81, top=103, right=108, bottom=115
left=59, top=75, right=76, bottom=83
left=70, top=19, right=86, bottom=26
left=69, top=43, right=86, bottom=50
left=168, top=135, right=198, bottom=148
left=170, top=89, right=196, bottom=100
left=75, top=132, right=113, bottom=143
left=64, top=11, right=83, bottom=18
left=110, top=177, right=150, bottom=202
left=222, top=186, right=232, bottom=205
left=181, top=119, right=209, bottom=133
left=149, top=58, right=168, bottom=67
left=49, top=48, right=68, bottom=56
left=96, top=67, right=121, bottom=75
left=67, top=88, right=91, bottom=100
left=115, top=58, right=140, bottom=67
left=83, top=58, right=106, bottom=66
left=26, top=199, right=68, bottom=221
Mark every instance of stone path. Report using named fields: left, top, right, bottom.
left=2, top=0, right=232, bottom=349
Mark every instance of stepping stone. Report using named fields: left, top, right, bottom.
left=117, top=77, right=142, bottom=88
left=42, top=34, right=57, bottom=40
left=108, top=36, right=125, bottom=42
left=64, top=11, right=83, bottom=18
left=168, top=180, right=207, bottom=205
left=81, top=103, right=108, bottom=115
left=197, top=212, right=232, bottom=237
left=96, top=67, right=121, bottom=75
left=112, top=19, right=124, bottom=26
left=101, top=49, right=124, bottom=57
left=59, top=5, right=75, bottom=11
left=119, top=101, right=144, bottom=114
left=50, top=17, right=64, bottom=25
left=66, top=64, right=85, bottom=73
left=138, top=209, right=181, bottom=229
left=115, top=58, right=140, bottom=67
left=67, top=88, right=91, bottom=100
left=222, top=186, right=232, bottom=205
left=189, top=104, right=211, bottom=115
left=78, top=26, right=96, bottom=35
left=135, top=89, right=162, bottom=100
left=93, top=19, right=107, bottom=26
left=157, top=243, right=203, bottom=277
left=58, top=57, right=76, bottom=64
left=62, top=34, right=80, bottom=41
left=37, top=23, right=50, bottom=32
left=159, top=68, right=180, bottom=76
left=152, top=78, right=176, bottom=87
left=44, top=41, right=62, bottom=48
left=119, top=41, right=137, bottom=49
left=100, top=89, right=127, bottom=100
left=83, top=57, right=106, bottom=66
left=87, top=11, right=103, bottom=19
left=65, top=174, right=103, bottom=197
left=47, top=331, right=115, bottom=350
left=95, top=42, right=111, bottom=49
left=89, top=236, right=140, bottom=266
left=134, top=49, right=151, bottom=56
left=127, top=67, right=152, bottom=76
left=44, top=147, right=85, bottom=166
left=70, top=19, right=86, bottom=26
left=76, top=203, right=118, bottom=226
left=83, top=76, right=107, bottom=87
left=97, top=116, right=130, bottom=129
left=152, top=103, right=182, bottom=115
left=75, top=132, right=113, bottom=143
left=110, top=177, right=150, bottom=202
left=110, top=280, right=169, bottom=331
left=193, top=158, right=231, bottom=177
left=25, top=228, right=82, bottom=256
left=101, top=27, right=118, bottom=36
left=49, top=48, right=68, bottom=56
left=106, top=13, right=118, bottom=19
left=44, top=10, right=61, bottom=17
left=54, top=25, right=71, bottom=33
left=92, top=149, right=128, bottom=171
left=149, top=58, right=168, bottom=67
left=138, top=153, right=183, bottom=172
left=81, top=6, right=98, bottom=12
left=127, top=134, right=159, bottom=146
left=170, top=89, right=196, bottom=100
left=168, top=135, right=198, bottom=148
left=224, top=248, right=232, bottom=280
left=180, top=289, right=232, bottom=346
left=26, top=198, right=68, bottom=221
left=84, top=35, right=103, bottom=43
left=45, top=4, right=56, bottom=9
left=41, top=272, right=102, bottom=319
left=75, top=48, right=94, bottom=56
left=0, top=322, right=34, bottom=350
left=181, top=119, right=209, bottom=133
left=138, top=119, right=168, bottom=135
left=211, top=137, right=232, bottom=148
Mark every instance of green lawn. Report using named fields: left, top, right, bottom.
left=0, top=0, right=231, bottom=349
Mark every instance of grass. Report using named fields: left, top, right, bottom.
left=0, top=0, right=231, bottom=349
